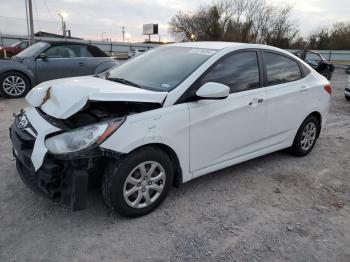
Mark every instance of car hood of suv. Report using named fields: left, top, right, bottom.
left=26, top=76, right=167, bottom=119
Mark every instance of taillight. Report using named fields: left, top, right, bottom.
left=324, top=84, right=332, bottom=95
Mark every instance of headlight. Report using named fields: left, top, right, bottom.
left=45, top=117, right=125, bottom=154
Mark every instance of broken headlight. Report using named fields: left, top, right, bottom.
left=45, top=117, right=125, bottom=154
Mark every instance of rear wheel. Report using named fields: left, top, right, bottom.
left=102, top=147, right=173, bottom=217
left=0, top=71, right=30, bottom=98
left=290, top=115, right=320, bottom=157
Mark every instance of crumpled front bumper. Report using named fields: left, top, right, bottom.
left=9, top=113, right=112, bottom=211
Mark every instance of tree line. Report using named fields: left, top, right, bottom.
left=169, top=0, right=350, bottom=50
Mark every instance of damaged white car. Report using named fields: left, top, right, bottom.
left=10, top=42, right=331, bottom=217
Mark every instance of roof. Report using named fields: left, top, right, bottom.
left=168, top=41, right=284, bottom=52
left=34, top=31, right=82, bottom=40
left=37, top=40, right=90, bottom=46
left=169, top=41, right=245, bottom=50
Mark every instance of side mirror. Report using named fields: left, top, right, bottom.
left=38, top=53, right=48, bottom=61
left=196, top=82, right=230, bottom=100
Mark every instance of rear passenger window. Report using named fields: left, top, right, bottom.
left=87, top=45, right=108, bottom=57
left=263, top=52, right=302, bottom=85
left=200, top=51, right=260, bottom=93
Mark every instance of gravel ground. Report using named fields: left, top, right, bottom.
left=0, top=69, right=349, bottom=262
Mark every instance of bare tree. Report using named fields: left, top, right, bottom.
left=169, top=0, right=298, bottom=48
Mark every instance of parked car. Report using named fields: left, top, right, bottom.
left=128, top=48, right=147, bottom=58
left=293, top=49, right=334, bottom=80
left=345, top=76, right=350, bottom=100
left=0, top=41, right=118, bottom=98
left=345, top=64, right=350, bottom=74
left=0, top=40, right=30, bottom=58
left=10, top=42, right=331, bottom=217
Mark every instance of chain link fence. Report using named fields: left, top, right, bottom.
left=0, top=34, right=160, bottom=59
left=1, top=34, right=350, bottom=62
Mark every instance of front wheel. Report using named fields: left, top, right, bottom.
left=0, top=71, right=30, bottom=98
left=320, top=69, right=332, bottom=80
left=102, top=147, right=174, bottom=217
left=290, top=115, right=320, bottom=157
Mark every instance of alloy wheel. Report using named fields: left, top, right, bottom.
left=300, top=122, right=317, bottom=151
left=2, top=75, right=26, bottom=96
left=123, top=161, right=166, bottom=209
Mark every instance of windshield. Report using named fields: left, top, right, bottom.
left=106, top=46, right=216, bottom=92
left=15, top=42, right=48, bottom=58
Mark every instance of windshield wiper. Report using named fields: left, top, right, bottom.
left=106, top=77, right=141, bottom=88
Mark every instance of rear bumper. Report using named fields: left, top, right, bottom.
left=10, top=116, right=116, bottom=211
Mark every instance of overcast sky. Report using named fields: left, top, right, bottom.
left=0, top=0, right=349, bottom=42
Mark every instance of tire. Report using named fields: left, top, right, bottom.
left=102, top=147, right=174, bottom=217
left=0, top=71, right=30, bottom=98
left=290, top=115, right=320, bottom=157
left=320, top=69, right=332, bottom=80
left=345, top=95, right=350, bottom=101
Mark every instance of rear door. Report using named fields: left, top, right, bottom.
left=79, top=45, right=111, bottom=75
left=261, top=51, right=309, bottom=148
left=188, top=51, right=268, bottom=175
left=35, top=44, right=86, bottom=83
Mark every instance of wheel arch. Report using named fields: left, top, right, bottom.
left=127, top=143, right=183, bottom=188
left=309, top=111, right=322, bottom=137
left=94, top=60, right=118, bottom=74
left=0, top=70, right=33, bottom=88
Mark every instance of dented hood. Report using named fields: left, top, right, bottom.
left=26, top=76, right=167, bottom=119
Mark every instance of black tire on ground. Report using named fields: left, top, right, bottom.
left=289, top=115, right=320, bottom=157
left=320, top=69, right=332, bottom=80
left=102, top=147, right=174, bottom=217
left=0, top=71, right=30, bottom=98
left=345, top=95, right=350, bottom=101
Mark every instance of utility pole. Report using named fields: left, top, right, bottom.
left=58, top=13, right=67, bottom=39
left=122, top=26, right=125, bottom=43
left=27, top=0, right=35, bottom=45
left=25, top=0, right=30, bottom=42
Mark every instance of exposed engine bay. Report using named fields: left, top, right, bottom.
left=37, top=101, right=162, bottom=130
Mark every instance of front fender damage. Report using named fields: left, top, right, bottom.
left=12, top=97, right=161, bottom=210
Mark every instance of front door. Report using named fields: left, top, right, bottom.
left=188, top=51, right=268, bottom=175
left=35, top=44, right=86, bottom=83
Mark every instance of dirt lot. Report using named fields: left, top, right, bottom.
left=0, top=69, right=349, bottom=262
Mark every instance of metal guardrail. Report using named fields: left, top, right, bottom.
left=286, top=49, right=350, bottom=63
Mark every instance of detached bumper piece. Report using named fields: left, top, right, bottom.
left=10, top=117, right=107, bottom=211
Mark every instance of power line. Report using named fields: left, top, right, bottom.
left=33, top=0, right=41, bottom=31
left=42, top=0, right=53, bottom=16
left=0, top=16, right=126, bottom=29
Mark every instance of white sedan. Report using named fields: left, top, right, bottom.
left=10, top=42, right=331, bottom=217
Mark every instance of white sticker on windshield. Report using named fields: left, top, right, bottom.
left=189, top=49, right=216, bottom=55
left=161, top=83, right=170, bottom=89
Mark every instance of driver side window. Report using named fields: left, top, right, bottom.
left=200, top=51, right=260, bottom=93
left=44, top=45, right=77, bottom=58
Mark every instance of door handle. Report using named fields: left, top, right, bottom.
left=249, top=98, right=264, bottom=107
left=300, top=85, right=308, bottom=92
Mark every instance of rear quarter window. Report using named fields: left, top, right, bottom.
left=87, top=45, right=109, bottom=57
